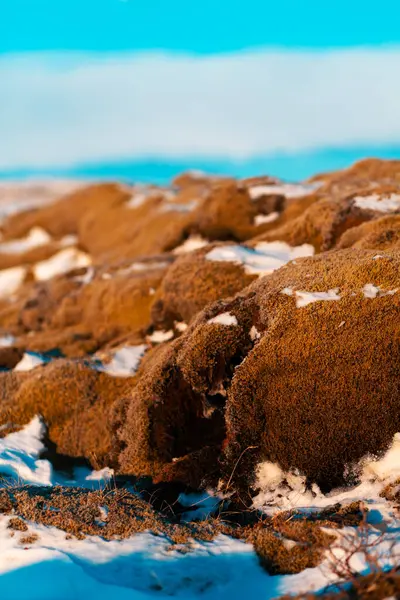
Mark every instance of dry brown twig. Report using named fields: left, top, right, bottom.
left=323, top=504, right=400, bottom=596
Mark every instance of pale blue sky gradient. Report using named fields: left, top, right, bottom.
left=2, top=0, right=400, bottom=54
left=1, top=0, right=400, bottom=182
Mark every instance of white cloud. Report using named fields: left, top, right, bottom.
left=1, top=48, right=400, bottom=169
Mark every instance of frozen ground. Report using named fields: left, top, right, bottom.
left=0, top=180, right=399, bottom=600
left=0, top=418, right=399, bottom=600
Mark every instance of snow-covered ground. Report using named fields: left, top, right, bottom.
left=0, top=418, right=399, bottom=600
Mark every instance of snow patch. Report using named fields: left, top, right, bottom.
left=173, top=235, right=209, bottom=254
left=0, top=227, right=51, bottom=255
left=363, top=283, right=398, bottom=298
left=254, top=212, right=280, bottom=226
left=206, top=242, right=314, bottom=276
left=147, top=330, right=174, bottom=343
left=74, top=266, right=95, bottom=285
left=33, top=248, right=91, bottom=281
left=249, top=183, right=317, bottom=200
left=0, top=181, right=84, bottom=223
left=159, top=199, right=198, bottom=213
left=295, top=288, right=341, bottom=308
left=14, top=352, right=46, bottom=372
left=207, top=312, right=238, bottom=326
left=117, top=261, right=169, bottom=276
left=0, top=416, right=52, bottom=486
left=95, top=345, right=147, bottom=378
left=85, top=467, right=114, bottom=483
left=0, top=418, right=119, bottom=489
left=253, top=431, right=400, bottom=513
left=127, top=192, right=148, bottom=208
left=0, top=266, right=26, bottom=298
left=0, top=334, right=16, bottom=347
left=353, top=193, right=400, bottom=213
left=178, top=490, right=223, bottom=521
left=59, top=234, right=79, bottom=248
left=250, top=325, right=261, bottom=341
left=362, top=432, right=400, bottom=482
left=363, top=283, right=380, bottom=298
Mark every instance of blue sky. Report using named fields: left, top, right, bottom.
left=1, top=0, right=400, bottom=182
left=2, top=0, right=400, bottom=53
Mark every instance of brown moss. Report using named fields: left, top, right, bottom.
left=0, top=243, right=67, bottom=271
left=284, top=570, right=400, bottom=599
left=117, top=246, right=400, bottom=490
left=116, top=339, right=226, bottom=485
left=337, top=215, right=400, bottom=250
left=310, top=158, right=400, bottom=193
left=0, top=486, right=221, bottom=544
left=19, top=533, right=40, bottom=545
left=254, top=197, right=371, bottom=251
left=0, top=360, right=135, bottom=467
left=0, top=266, right=163, bottom=357
left=0, top=346, right=24, bottom=369
left=7, top=517, right=28, bottom=531
left=0, top=484, right=352, bottom=577
left=116, top=293, right=258, bottom=484
left=2, top=183, right=128, bottom=241
left=192, top=180, right=260, bottom=241
left=151, top=247, right=255, bottom=327
left=246, top=523, right=333, bottom=575
left=223, top=249, right=400, bottom=490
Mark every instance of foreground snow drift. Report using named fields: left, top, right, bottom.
left=0, top=420, right=400, bottom=600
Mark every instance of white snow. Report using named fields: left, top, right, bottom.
left=294, top=288, right=341, bottom=308
left=59, top=234, right=79, bottom=248
left=207, top=312, right=238, bottom=326
left=281, top=287, right=293, bottom=296
left=147, top=330, right=174, bottom=343
left=248, top=183, right=317, bottom=200
left=0, top=334, right=16, bottom=347
left=159, top=200, right=198, bottom=213
left=282, top=285, right=398, bottom=306
left=253, top=430, right=400, bottom=514
left=84, top=467, right=114, bottom=483
left=363, top=283, right=398, bottom=298
left=178, top=490, right=224, bottom=521
left=0, top=421, right=273, bottom=599
left=0, top=521, right=271, bottom=600
left=173, top=235, right=209, bottom=254
left=175, top=322, right=188, bottom=332
left=362, top=432, right=400, bottom=482
left=0, top=419, right=399, bottom=599
left=0, top=418, right=118, bottom=489
left=0, top=266, right=26, bottom=298
left=117, top=261, right=169, bottom=276
left=14, top=352, right=46, bottom=372
left=0, top=181, right=84, bottom=223
left=33, top=248, right=92, bottom=281
left=95, top=345, right=147, bottom=378
left=73, top=266, right=95, bottom=285
left=250, top=325, right=261, bottom=341
left=0, top=416, right=53, bottom=486
left=363, top=283, right=380, bottom=298
left=0, top=227, right=51, bottom=255
left=206, top=241, right=314, bottom=276
left=254, top=211, right=280, bottom=226
left=126, top=185, right=172, bottom=209
left=353, top=193, right=400, bottom=213
left=127, top=192, right=148, bottom=209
